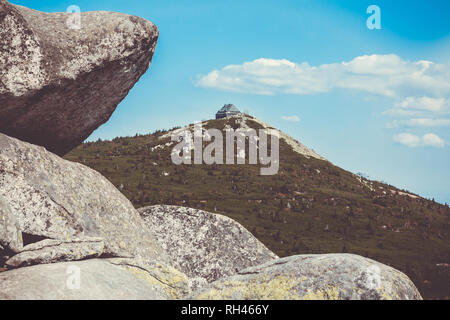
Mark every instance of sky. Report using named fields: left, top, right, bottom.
left=11, top=0, right=450, bottom=203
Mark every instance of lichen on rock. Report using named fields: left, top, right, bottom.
left=189, top=254, right=423, bottom=300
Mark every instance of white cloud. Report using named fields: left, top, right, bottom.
left=383, top=96, right=450, bottom=117
left=384, top=96, right=450, bottom=129
left=281, top=115, right=300, bottom=122
left=422, top=133, right=446, bottom=148
left=395, top=96, right=449, bottom=112
left=386, top=118, right=450, bottom=128
left=393, top=133, right=446, bottom=148
left=197, top=55, right=450, bottom=97
left=382, top=108, right=424, bottom=117
left=393, top=133, right=422, bottom=147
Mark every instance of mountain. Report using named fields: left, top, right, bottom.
left=65, top=113, right=450, bottom=299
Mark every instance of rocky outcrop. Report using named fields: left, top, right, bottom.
left=0, top=258, right=190, bottom=300
left=139, top=205, right=278, bottom=289
left=189, top=254, right=423, bottom=300
left=0, top=133, right=166, bottom=264
left=5, top=238, right=105, bottom=268
left=0, top=195, right=22, bottom=262
left=0, top=1, right=158, bottom=155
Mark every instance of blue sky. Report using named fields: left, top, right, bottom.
left=12, top=0, right=450, bottom=203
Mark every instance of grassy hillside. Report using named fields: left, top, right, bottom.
left=65, top=115, right=450, bottom=299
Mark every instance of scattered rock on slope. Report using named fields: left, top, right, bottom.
left=0, top=133, right=166, bottom=264
left=0, top=258, right=190, bottom=300
left=139, top=205, right=278, bottom=289
left=190, top=254, right=423, bottom=300
left=0, top=0, right=159, bottom=155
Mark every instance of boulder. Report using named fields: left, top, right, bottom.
left=0, top=1, right=158, bottom=155
left=139, top=205, right=278, bottom=289
left=0, top=258, right=190, bottom=300
left=0, top=133, right=166, bottom=264
left=0, top=195, right=22, bottom=261
left=189, top=254, right=423, bottom=300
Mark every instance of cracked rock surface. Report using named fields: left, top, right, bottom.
left=139, top=205, right=278, bottom=289
left=0, top=0, right=158, bottom=155
left=5, top=237, right=106, bottom=268
left=0, top=133, right=167, bottom=264
left=189, top=254, right=423, bottom=300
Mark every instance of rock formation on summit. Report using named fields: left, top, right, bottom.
left=215, top=104, right=241, bottom=119
left=0, top=0, right=159, bottom=155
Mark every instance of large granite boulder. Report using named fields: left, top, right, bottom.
left=189, top=254, right=423, bottom=300
left=139, top=205, right=278, bottom=289
left=0, top=133, right=166, bottom=265
left=0, top=1, right=158, bottom=155
left=0, top=258, right=190, bottom=300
